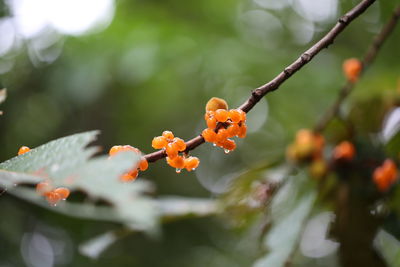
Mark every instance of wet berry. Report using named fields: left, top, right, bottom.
left=220, top=139, right=236, bottom=152
left=202, top=128, right=217, bottom=143
left=162, top=131, right=174, bottom=141
left=45, top=191, right=62, bottom=206
left=54, top=187, right=70, bottom=200
left=152, top=136, right=168, bottom=149
left=166, top=143, right=179, bottom=159
left=173, top=138, right=186, bottom=152
left=184, top=156, right=200, bottom=171
left=166, top=156, right=185, bottom=169
left=215, top=109, right=229, bottom=122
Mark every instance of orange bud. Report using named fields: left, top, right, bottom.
left=205, top=97, right=228, bottom=112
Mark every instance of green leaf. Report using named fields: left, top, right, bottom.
left=1, top=131, right=159, bottom=233
left=254, top=171, right=317, bottom=267
left=374, top=229, right=400, bottom=266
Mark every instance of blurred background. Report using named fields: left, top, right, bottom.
left=0, top=0, right=399, bottom=266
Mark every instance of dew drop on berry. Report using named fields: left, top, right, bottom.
left=176, top=168, right=182, bottom=173
left=224, top=149, right=230, bottom=154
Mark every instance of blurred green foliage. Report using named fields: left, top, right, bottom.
left=1, top=0, right=400, bottom=266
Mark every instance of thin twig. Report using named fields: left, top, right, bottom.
left=144, top=0, right=376, bottom=163
left=315, top=5, right=400, bottom=132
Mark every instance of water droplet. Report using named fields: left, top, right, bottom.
left=176, top=168, right=181, bottom=173
left=191, top=168, right=196, bottom=171
left=213, top=143, right=216, bottom=147
left=224, top=149, right=230, bottom=154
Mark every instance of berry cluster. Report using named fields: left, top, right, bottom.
left=286, top=129, right=359, bottom=179
left=36, top=181, right=70, bottom=206
left=18, top=146, right=30, bottom=155
left=373, top=159, right=398, bottom=192
left=202, top=108, right=247, bottom=153
left=109, top=145, right=148, bottom=181
left=152, top=131, right=199, bottom=173
left=343, top=58, right=362, bottom=82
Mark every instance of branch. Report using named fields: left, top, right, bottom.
left=144, top=0, right=376, bottom=163
left=315, top=5, right=400, bottom=132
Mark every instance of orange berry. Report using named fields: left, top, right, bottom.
left=139, top=158, right=149, bottom=171
left=120, top=169, right=138, bottom=182
left=221, top=139, right=236, bottom=152
left=206, top=117, right=217, bottom=129
left=238, top=109, right=246, bottom=122
left=173, top=138, right=186, bottom=152
left=162, top=131, right=174, bottom=140
left=166, top=143, right=178, bottom=158
left=215, top=109, right=229, bottom=122
left=238, top=124, right=247, bottom=138
left=333, top=141, right=355, bottom=161
left=229, top=109, right=242, bottom=123
left=152, top=136, right=168, bottom=149
left=36, top=182, right=52, bottom=196
left=216, top=128, right=228, bottom=142
left=296, top=129, right=314, bottom=145
left=18, top=146, right=30, bottom=155
left=184, top=156, right=200, bottom=171
left=166, top=156, right=185, bottom=170
left=227, top=124, right=240, bottom=137
left=202, top=128, right=217, bottom=143
left=373, top=167, right=390, bottom=192
left=45, top=191, right=61, bottom=206
left=54, top=187, right=70, bottom=200
left=343, top=58, right=362, bottom=82
left=382, top=159, right=398, bottom=183
left=205, top=97, right=228, bottom=112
